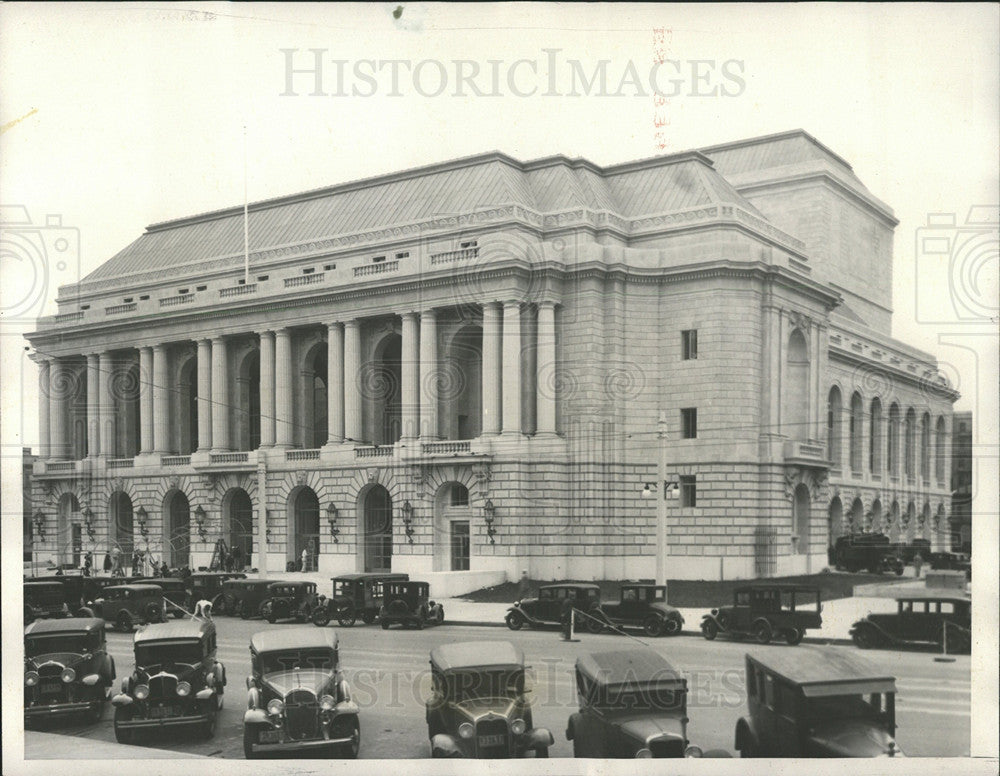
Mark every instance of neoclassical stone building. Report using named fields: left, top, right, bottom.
left=26, top=130, right=957, bottom=588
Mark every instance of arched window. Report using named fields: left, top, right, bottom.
left=920, top=413, right=931, bottom=481
left=784, top=329, right=810, bottom=441
left=237, top=348, right=261, bottom=451
left=904, top=408, right=916, bottom=480
left=869, top=398, right=883, bottom=474
left=849, top=392, right=864, bottom=473
left=792, top=484, right=811, bottom=554
left=827, top=387, right=842, bottom=468
left=935, top=416, right=947, bottom=484
left=887, top=403, right=901, bottom=477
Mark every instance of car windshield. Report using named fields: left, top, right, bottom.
left=26, top=634, right=99, bottom=657
left=600, top=686, right=682, bottom=712
left=804, top=694, right=881, bottom=721
left=334, top=581, right=355, bottom=597
left=261, top=648, right=335, bottom=674
left=446, top=669, right=523, bottom=702
left=135, top=641, right=203, bottom=668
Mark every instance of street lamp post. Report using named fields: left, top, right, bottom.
left=656, top=412, right=668, bottom=591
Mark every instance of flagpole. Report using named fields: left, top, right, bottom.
left=243, top=125, right=249, bottom=285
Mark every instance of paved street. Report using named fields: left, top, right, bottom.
left=24, top=615, right=970, bottom=760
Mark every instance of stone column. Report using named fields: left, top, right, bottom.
left=99, top=352, right=114, bottom=456
left=139, top=347, right=155, bottom=454
left=49, top=359, right=68, bottom=459
left=401, top=312, right=420, bottom=441
left=275, top=329, right=294, bottom=447
left=343, top=320, right=362, bottom=442
left=211, top=337, right=229, bottom=451
left=196, top=340, right=212, bottom=452
left=536, top=301, right=557, bottom=435
left=152, top=345, right=170, bottom=454
left=481, top=303, right=501, bottom=435
left=37, top=359, right=51, bottom=459
left=501, top=301, right=522, bottom=435
left=259, top=332, right=276, bottom=447
left=326, top=323, right=344, bottom=444
left=86, top=354, right=100, bottom=457
left=419, top=309, right=439, bottom=440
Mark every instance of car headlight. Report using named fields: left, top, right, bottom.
left=25, top=671, right=39, bottom=687
left=176, top=681, right=191, bottom=697
left=458, top=722, right=474, bottom=739
left=320, top=694, right=335, bottom=711
left=511, top=718, right=526, bottom=735
left=267, top=699, right=284, bottom=716
left=684, top=745, right=704, bottom=758
left=635, top=748, right=653, bottom=758
left=61, top=668, right=76, bottom=683
left=134, top=684, right=150, bottom=700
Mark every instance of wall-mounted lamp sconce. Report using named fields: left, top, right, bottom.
left=194, top=505, right=207, bottom=541
left=327, top=503, right=340, bottom=543
left=136, top=506, right=149, bottom=537
left=33, top=511, right=46, bottom=540
left=402, top=500, right=414, bottom=544
left=484, top=499, right=496, bottom=544
left=641, top=481, right=679, bottom=501
left=82, top=507, right=95, bottom=541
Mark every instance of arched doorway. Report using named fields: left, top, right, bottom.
left=434, top=482, right=472, bottom=571
left=110, top=491, right=134, bottom=558
left=827, top=387, right=842, bottom=467
left=362, top=486, right=392, bottom=573
left=164, top=490, right=191, bottom=568
left=889, top=500, right=901, bottom=542
left=905, top=501, right=916, bottom=542
left=792, top=484, right=811, bottom=555
left=921, top=502, right=932, bottom=541
left=57, top=493, right=81, bottom=567
left=369, top=334, right=402, bottom=445
left=849, top=497, right=864, bottom=535
left=225, top=489, right=253, bottom=570
left=290, top=487, right=320, bottom=571
left=870, top=498, right=883, bottom=534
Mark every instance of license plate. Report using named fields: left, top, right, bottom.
left=40, top=682, right=61, bottom=695
left=259, top=729, right=281, bottom=744
left=148, top=705, right=177, bottom=718
left=478, top=734, right=506, bottom=747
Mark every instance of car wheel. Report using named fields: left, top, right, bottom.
left=361, top=612, right=376, bottom=625
left=784, top=628, right=804, bottom=646
left=237, top=601, right=249, bottom=620
left=752, top=619, right=772, bottom=645
left=416, top=617, right=425, bottom=630
left=585, top=613, right=605, bottom=634
left=740, top=734, right=758, bottom=758
left=313, top=608, right=331, bottom=627
left=211, top=594, right=227, bottom=616
left=116, top=612, right=133, bottom=633
left=701, top=620, right=719, bottom=640
left=643, top=616, right=666, bottom=637
left=663, top=617, right=681, bottom=636
left=243, top=725, right=260, bottom=759
left=337, top=614, right=357, bottom=627
left=436, top=607, right=445, bottom=625
left=380, top=618, right=390, bottom=630
left=506, top=611, right=526, bottom=630
left=852, top=624, right=879, bottom=649
left=340, top=719, right=360, bottom=759
left=113, top=708, right=134, bottom=744
left=76, top=606, right=95, bottom=618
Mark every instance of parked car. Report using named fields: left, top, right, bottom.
left=899, top=538, right=932, bottom=564
left=600, top=584, right=684, bottom=637
left=312, top=573, right=409, bottom=627
left=850, top=590, right=971, bottom=653
left=506, top=583, right=606, bottom=633
left=186, top=571, right=247, bottom=614
left=243, top=628, right=360, bottom=759
left=928, top=552, right=971, bottom=578
left=567, top=648, right=716, bottom=758
left=27, top=574, right=103, bottom=615
left=223, top=579, right=275, bottom=619
left=260, top=581, right=322, bottom=624
left=832, top=534, right=903, bottom=574
left=735, top=649, right=901, bottom=757
left=24, top=581, right=70, bottom=625
left=379, top=581, right=444, bottom=630
left=134, top=577, right=191, bottom=618
left=112, top=619, right=226, bottom=743
left=84, top=584, right=166, bottom=632
left=426, top=640, right=553, bottom=758
left=701, top=584, right=822, bottom=645
left=24, top=617, right=115, bottom=724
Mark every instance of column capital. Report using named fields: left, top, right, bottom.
left=326, top=321, right=344, bottom=331
left=420, top=308, right=437, bottom=319
left=343, top=319, right=361, bottom=330
left=275, top=327, right=292, bottom=338
left=537, top=299, right=559, bottom=311
left=502, top=299, right=523, bottom=310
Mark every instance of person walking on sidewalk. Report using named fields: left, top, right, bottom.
left=561, top=596, right=574, bottom=640
left=517, top=571, right=530, bottom=601
left=913, top=551, right=924, bottom=578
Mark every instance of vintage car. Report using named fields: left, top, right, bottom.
left=379, top=581, right=445, bottom=630
left=426, top=640, right=552, bottom=758
left=832, top=534, right=904, bottom=574
left=24, top=581, right=71, bottom=624
left=27, top=574, right=105, bottom=615
left=260, top=581, right=322, bottom=624
left=850, top=590, right=971, bottom=653
left=112, top=619, right=226, bottom=742
left=928, top=552, right=971, bottom=578
left=735, top=649, right=901, bottom=757
left=186, top=571, right=247, bottom=614
left=600, top=584, right=684, bottom=637
left=25, top=617, right=116, bottom=724
left=223, top=578, right=275, bottom=619
left=243, top=628, right=360, bottom=759
left=312, top=573, right=410, bottom=627
left=506, top=583, right=606, bottom=633
left=701, top=584, right=822, bottom=645
left=567, top=648, right=714, bottom=758
left=84, top=583, right=166, bottom=632
left=134, top=577, right=191, bottom=618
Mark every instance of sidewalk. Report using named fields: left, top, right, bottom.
left=24, top=730, right=203, bottom=759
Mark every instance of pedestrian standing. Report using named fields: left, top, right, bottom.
left=111, top=545, right=122, bottom=577
left=517, top=571, right=530, bottom=601
left=301, top=546, right=309, bottom=573
left=913, top=551, right=924, bottom=578
left=103, top=552, right=112, bottom=575
left=84, top=551, right=93, bottom=577
left=231, top=545, right=242, bottom=572
left=560, top=596, right=574, bottom=640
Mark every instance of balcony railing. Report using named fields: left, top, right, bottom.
left=287, top=449, right=320, bottom=461
left=285, top=273, right=325, bottom=288
left=56, top=311, right=85, bottom=322
left=161, top=455, right=191, bottom=466
left=421, top=440, right=472, bottom=455
left=209, top=452, right=249, bottom=464
left=430, top=247, right=479, bottom=265
left=107, top=458, right=134, bottom=469
left=46, top=461, right=76, bottom=473
left=160, top=294, right=194, bottom=307
left=783, top=440, right=829, bottom=466
left=353, top=261, right=399, bottom=278
left=105, top=302, right=136, bottom=315
left=355, top=445, right=393, bottom=459
left=219, top=284, right=257, bottom=298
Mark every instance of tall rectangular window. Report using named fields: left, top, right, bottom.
left=680, top=475, right=697, bottom=507
left=681, top=408, right=698, bottom=439
left=681, top=329, right=698, bottom=360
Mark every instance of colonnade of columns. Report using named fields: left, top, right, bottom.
left=36, top=300, right=559, bottom=460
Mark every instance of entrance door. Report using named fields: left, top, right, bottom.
left=71, top=524, right=82, bottom=568
left=450, top=521, right=470, bottom=571
left=363, top=486, right=392, bottom=573
left=294, top=488, right=320, bottom=571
